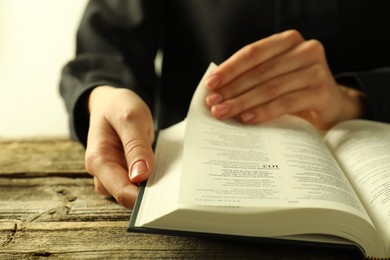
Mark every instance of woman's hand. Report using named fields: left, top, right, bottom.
left=85, top=86, right=155, bottom=208
left=206, top=30, right=366, bottom=130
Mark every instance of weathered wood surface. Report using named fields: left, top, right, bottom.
left=0, top=139, right=363, bottom=259
left=0, top=138, right=86, bottom=177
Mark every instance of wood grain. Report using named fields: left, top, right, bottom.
left=0, top=177, right=130, bottom=223
left=0, top=138, right=86, bottom=177
left=0, top=221, right=362, bottom=259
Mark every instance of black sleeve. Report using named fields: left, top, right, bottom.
left=59, top=0, right=162, bottom=146
left=336, top=68, right=390, bottom=123
left=356, top=69, right=390, bottom=122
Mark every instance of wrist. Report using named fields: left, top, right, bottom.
left=338, top=85, right=368, bottom=122
left=88, top=85, right=116, bottom=114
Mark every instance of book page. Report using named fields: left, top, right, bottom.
left=178, top=63, right=369, bottom=218
left=325, top=120, right=390, bottom=245
left=135, top=121, right=186, bottom=226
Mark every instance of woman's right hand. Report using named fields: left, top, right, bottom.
left=85, top=86, right=155, bottom=208
left=206, top=30, right=366, bottom=130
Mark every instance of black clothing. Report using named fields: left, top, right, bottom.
left=60, top=0, right=390, bottom=146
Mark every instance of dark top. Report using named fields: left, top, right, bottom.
left=60, top=0, right=390, bottom=146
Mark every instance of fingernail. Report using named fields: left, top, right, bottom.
left=241, top=111, right=255, bottom=122
left=206, top=93, right=223, bottom=106
left=207, top=74, right=221, bottom=89
left=131, top=160, right=148, bottom=181
left=212, top=104, right=230, bottom=118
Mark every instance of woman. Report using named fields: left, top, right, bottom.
left=60, top=0, right=390, bottom=208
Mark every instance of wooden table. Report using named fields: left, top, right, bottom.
left=0, top=138, right=363, bottom=259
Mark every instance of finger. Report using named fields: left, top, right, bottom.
left=211, top=64, right=324, bottom=120
left=206, top=30, right=304, bottom=89
left=239, top=88, right=316, bottom=125
left=94, top=177, right=110, bottom=196
left=89, top=155, right=139, bottom=208
left=206, top=39, right=325, bottom=106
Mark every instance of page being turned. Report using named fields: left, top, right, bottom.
left=179, top=63, right=368, bottom=219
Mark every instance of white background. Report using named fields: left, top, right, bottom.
left=0, top=0, right=88, bottom=138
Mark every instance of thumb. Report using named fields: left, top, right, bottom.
left=113, top=106, right=155, bottom=184
left=94, top=87, right=155, bottom=184
left=122, top=125, right=155, bottom=184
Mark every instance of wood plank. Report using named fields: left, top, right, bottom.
left=0, top=138, right=86, bottom=177
left=0, top=177, right=130, bottom=222
left=0, top=221, right=362, bottom=259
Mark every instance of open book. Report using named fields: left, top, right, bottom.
left=129, top=63, right=390, bottom=259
